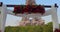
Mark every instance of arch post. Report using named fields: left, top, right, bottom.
left=0, top=5, right=7, bottom=32
left=51, top=5, right=59, bottom=32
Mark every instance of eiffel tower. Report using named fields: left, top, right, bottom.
left=26, top=0, right=36, bottom=5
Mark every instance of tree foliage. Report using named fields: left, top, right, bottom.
left=5, top=22, right=53, bottom=32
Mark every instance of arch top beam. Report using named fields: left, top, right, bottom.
left=5, top=4, right=59, bottom=8
left=0, top=2, right=58, bottom=8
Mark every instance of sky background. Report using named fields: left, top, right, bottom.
left=0, top=0, right=60, bottom=26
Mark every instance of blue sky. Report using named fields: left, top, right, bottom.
left=0, top=0, right=60, bottom=26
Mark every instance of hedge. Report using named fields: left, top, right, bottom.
left=5, top=22, right=53, bottom=32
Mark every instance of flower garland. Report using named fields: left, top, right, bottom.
left=13, top=5, right=45, bottom=15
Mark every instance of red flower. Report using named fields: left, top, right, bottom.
left=13, top=6, right=22, bottom=14
left=54, top=29, right=60, bottom=32
left=37, top=5, right=45, bottom=15
left=31, top=5, right=45, bottom=15
left=23, top=5, right=32, bottom=13
left=31, top=5, right=37, bottom=13
left=23, top=5, right=29, bottom=13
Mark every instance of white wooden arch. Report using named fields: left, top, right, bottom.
left=0, top=4, right=59, bottom=32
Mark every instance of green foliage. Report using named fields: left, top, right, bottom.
left=5, top=22, right=53, bottom=32
left=43, top=22, right=53, bottom=32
